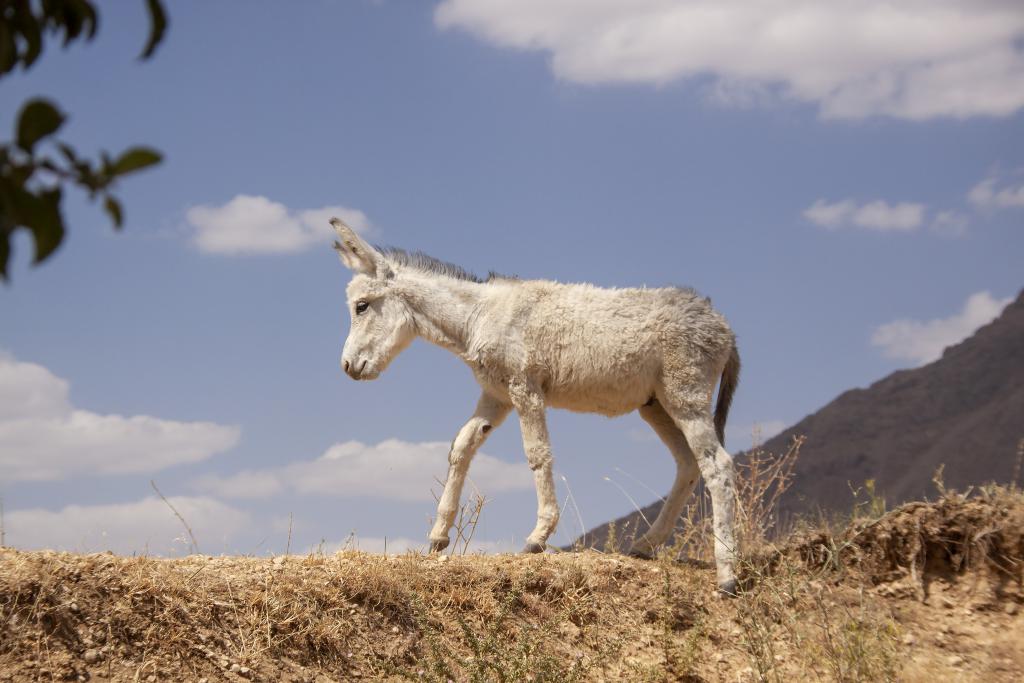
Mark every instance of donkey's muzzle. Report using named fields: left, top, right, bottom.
left=343, top=358, right=369, bottom=380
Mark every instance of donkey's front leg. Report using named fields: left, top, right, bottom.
left=509, top=380, right=560, bottom=553
left=428, top=393, right=511, bottom=553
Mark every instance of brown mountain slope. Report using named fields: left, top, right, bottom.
left=577, top=289, right=1024, bottom=549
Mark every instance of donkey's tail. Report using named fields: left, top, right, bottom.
left=714, top=344, right=741, bottom=446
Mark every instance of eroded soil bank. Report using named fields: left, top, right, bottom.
left=1, top=491, right=1022, bottom=682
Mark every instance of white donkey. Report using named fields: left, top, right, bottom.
left=331, top=218, right=741, bottom=593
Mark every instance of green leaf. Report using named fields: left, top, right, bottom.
left=104, top=195, right=123, bottom=228
left=0, top=20, right=16, bottom=75
left=57, top=143, right=79, bottom=165
left=0, top=189, right=12, bottom=281
left=111, top=147, right=162, bottom=175
left=60, top=0, right=99, bottom=45
left=6, top=186, right=65, bottom=265
left=100, top=150, right=114, bottom=176
left=15, top=8, right=43, bottom=68
left=140, top=0, right=168, bottom=59
left=71, top=0, right=100, bottom=41
left=7, top=160, right=34, bottom=187
left=0, top=230, right=9, bottom=281
left=29, top=188, right=65, bottom=264
left=16, top=99, right=65, bottom=153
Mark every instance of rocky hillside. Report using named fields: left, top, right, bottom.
left=773, top=288, right=1024, bottom=516
left=579, top=289, right=1023, bottom=548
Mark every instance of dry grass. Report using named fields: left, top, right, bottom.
left=2, top=440, right=1023, bottom=682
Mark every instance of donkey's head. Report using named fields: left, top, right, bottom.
left=331, top=218, right=415, bottom=380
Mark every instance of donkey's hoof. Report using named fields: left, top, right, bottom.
left=521, top=541, right=545, bottom=554
left=717, top=579, right=739, bottom=597
left=428, top=538, right=450, bottom=553
left=627, top=543, right=655, bottom=560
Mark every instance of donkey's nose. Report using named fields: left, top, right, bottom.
left=343, top=359, right=350, bottom=373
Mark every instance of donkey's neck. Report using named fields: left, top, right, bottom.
left=399, top=273, right=485, bottom=359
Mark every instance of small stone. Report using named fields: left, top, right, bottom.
left=229, top=663, right=241, bottom=673
left=83, top=649, right=101, bottom=664
left=436, top=555, right=449, bottom=563
left=1004, top=602, right=1019, bottom=615
left=947, top=655, right=965, bottom=667
left=391, top=626, right=400, bottom=634
left=238, top=666, right=251, bottom=677
left=69, top=602, right=80, bottom=613
left=146, top=676, right=156, bottom=683
left=198, top=679, right=209, bottom=683
left=902, top=633, right=917, bottom=646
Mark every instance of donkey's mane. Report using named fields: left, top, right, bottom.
left=378, top=247, right=516, bottom=284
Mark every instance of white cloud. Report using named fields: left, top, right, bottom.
left=803, top=199, right=856, bottom=230
left=0, top=351, right=70, bottom=420
left=186, top=195, right=371, bottom=255
left=929, top=210, right=970, bottom=237
left=804, top=199, right=925, bottom=232
left=968, top=174, right=1024, bottom=210
left=435, top=0, right=1024, bottom=120
left=193, top=438, right=534, bottom=502
left=0, top=352, right=240, bottom=482
left=870, top=291, right=1012, bottom=366
left=3, top=496, right=251, bottom=556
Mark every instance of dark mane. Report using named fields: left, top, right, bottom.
left=378, top=247, right=516, bottom=283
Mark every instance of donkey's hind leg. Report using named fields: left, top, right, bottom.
left=658, top=394, right=739, bottom=594
left=629, top=399, right=701, bottom=559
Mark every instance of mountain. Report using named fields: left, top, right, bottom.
left=576, top=289, right=1024, bottom=548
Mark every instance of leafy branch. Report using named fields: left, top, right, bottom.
left=0, top=0, right=168, bottom=280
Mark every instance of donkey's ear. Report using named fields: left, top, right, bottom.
left=331, top=218, right=390, bottom=278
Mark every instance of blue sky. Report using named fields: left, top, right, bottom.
left=2, top=1, right=1022, bottom=556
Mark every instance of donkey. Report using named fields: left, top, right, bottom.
left=331, top=218, right=741, bottom=593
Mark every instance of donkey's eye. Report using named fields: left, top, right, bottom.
left=355, top=300, right=370, bottom=315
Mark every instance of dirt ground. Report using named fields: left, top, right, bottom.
left=1, top=490, right=1022, bottom=682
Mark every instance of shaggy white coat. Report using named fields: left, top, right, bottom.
left=331, top=218, right=741, bottom=592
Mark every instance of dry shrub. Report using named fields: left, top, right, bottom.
left=794, top=476, right=1024, bottom=595
left=735, top=435, right=804, bottom=552
left=666, top=434, right=803, bottom=565
left=0, top=549, right=651, bottom=682
left=708, top=436, right=904, bottom=683
left=4, top=443, right=1024, bottom=682
left=733, top=553, right=902, bottom=683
